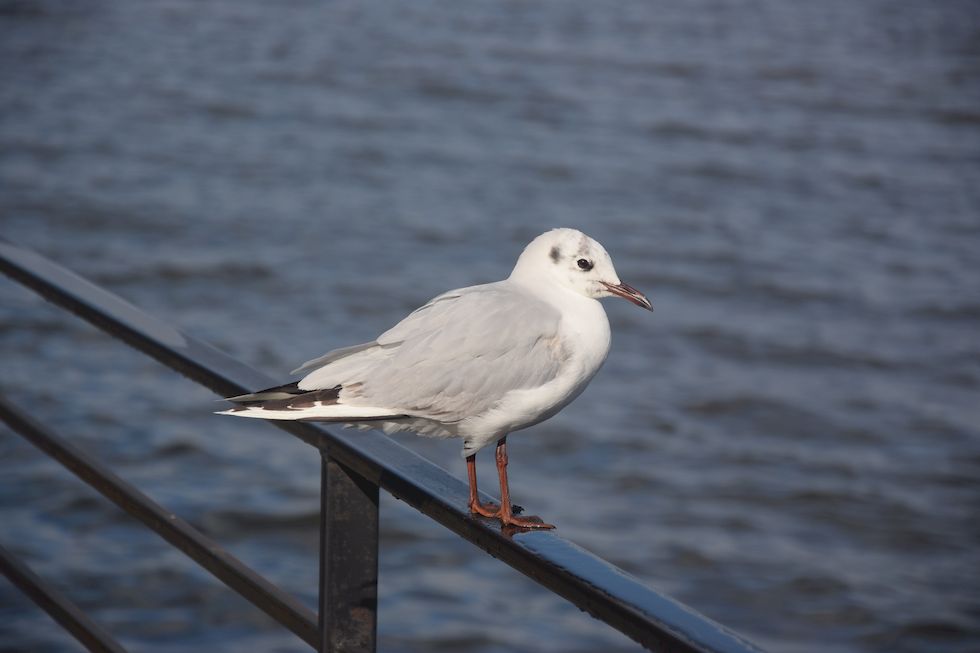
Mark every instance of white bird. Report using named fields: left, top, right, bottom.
left=219, top=228, right=651, bottom=529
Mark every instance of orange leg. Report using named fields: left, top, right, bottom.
left=493, top=437, right=555, bottom=530
left=466, top=453, right=500, bottom=518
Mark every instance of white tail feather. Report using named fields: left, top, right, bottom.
left=216, top=403, right=401, bottom=421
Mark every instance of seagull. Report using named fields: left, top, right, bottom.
left=219, top=228, right=651, bottom=529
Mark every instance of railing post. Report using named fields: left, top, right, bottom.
left=318, top=454, right=379, bottom=653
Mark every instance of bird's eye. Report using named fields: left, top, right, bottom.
left=577, top=258, right=593, bottom=271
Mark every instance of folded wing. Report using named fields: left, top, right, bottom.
left=284, top=282, right=567, bottom=423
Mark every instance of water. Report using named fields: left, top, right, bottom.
left=2, top=1, right=979, bottom=651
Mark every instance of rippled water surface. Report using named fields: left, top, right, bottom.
left=2, top=1, right=979, bottom=652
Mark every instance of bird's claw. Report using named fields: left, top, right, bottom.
left=468, top=499, right=501, bottom=519
left=468, top=502, right=553, bottom=530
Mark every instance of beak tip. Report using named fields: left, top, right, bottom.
left=603, top=281, right=653, bottom=312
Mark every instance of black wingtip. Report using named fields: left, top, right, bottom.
left=225, top=381, right=303, bottom=404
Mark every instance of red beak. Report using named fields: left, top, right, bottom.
left=601, top=281, right=653, bottom=311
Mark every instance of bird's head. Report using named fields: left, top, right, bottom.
left=510, top=228, right=652, bottom=310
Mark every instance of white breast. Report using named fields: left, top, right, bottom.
left=459, top=292, right=611, bottom=454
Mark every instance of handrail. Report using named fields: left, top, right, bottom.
left=0, top=395, right=319, bottom=647
left=0, top=543, right=128, bottom=653
left=0, top=239, right=764, bottom=653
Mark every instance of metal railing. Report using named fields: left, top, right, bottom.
left=0, top=239, right=764, bottom=653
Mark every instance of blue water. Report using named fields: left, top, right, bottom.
left=2, top=1, right=979, bottom=651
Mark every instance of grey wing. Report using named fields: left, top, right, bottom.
left=300, top=283, right=567, bottom=421
left=367, top=283, right=566, bottom=420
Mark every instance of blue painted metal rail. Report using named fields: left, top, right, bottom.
left=0, top=239, right=764, bottom=653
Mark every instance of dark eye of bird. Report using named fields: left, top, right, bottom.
left=577, top=258, right=593, bottom=271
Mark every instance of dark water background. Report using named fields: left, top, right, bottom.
left=2, top=1, right=979, bottom=651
